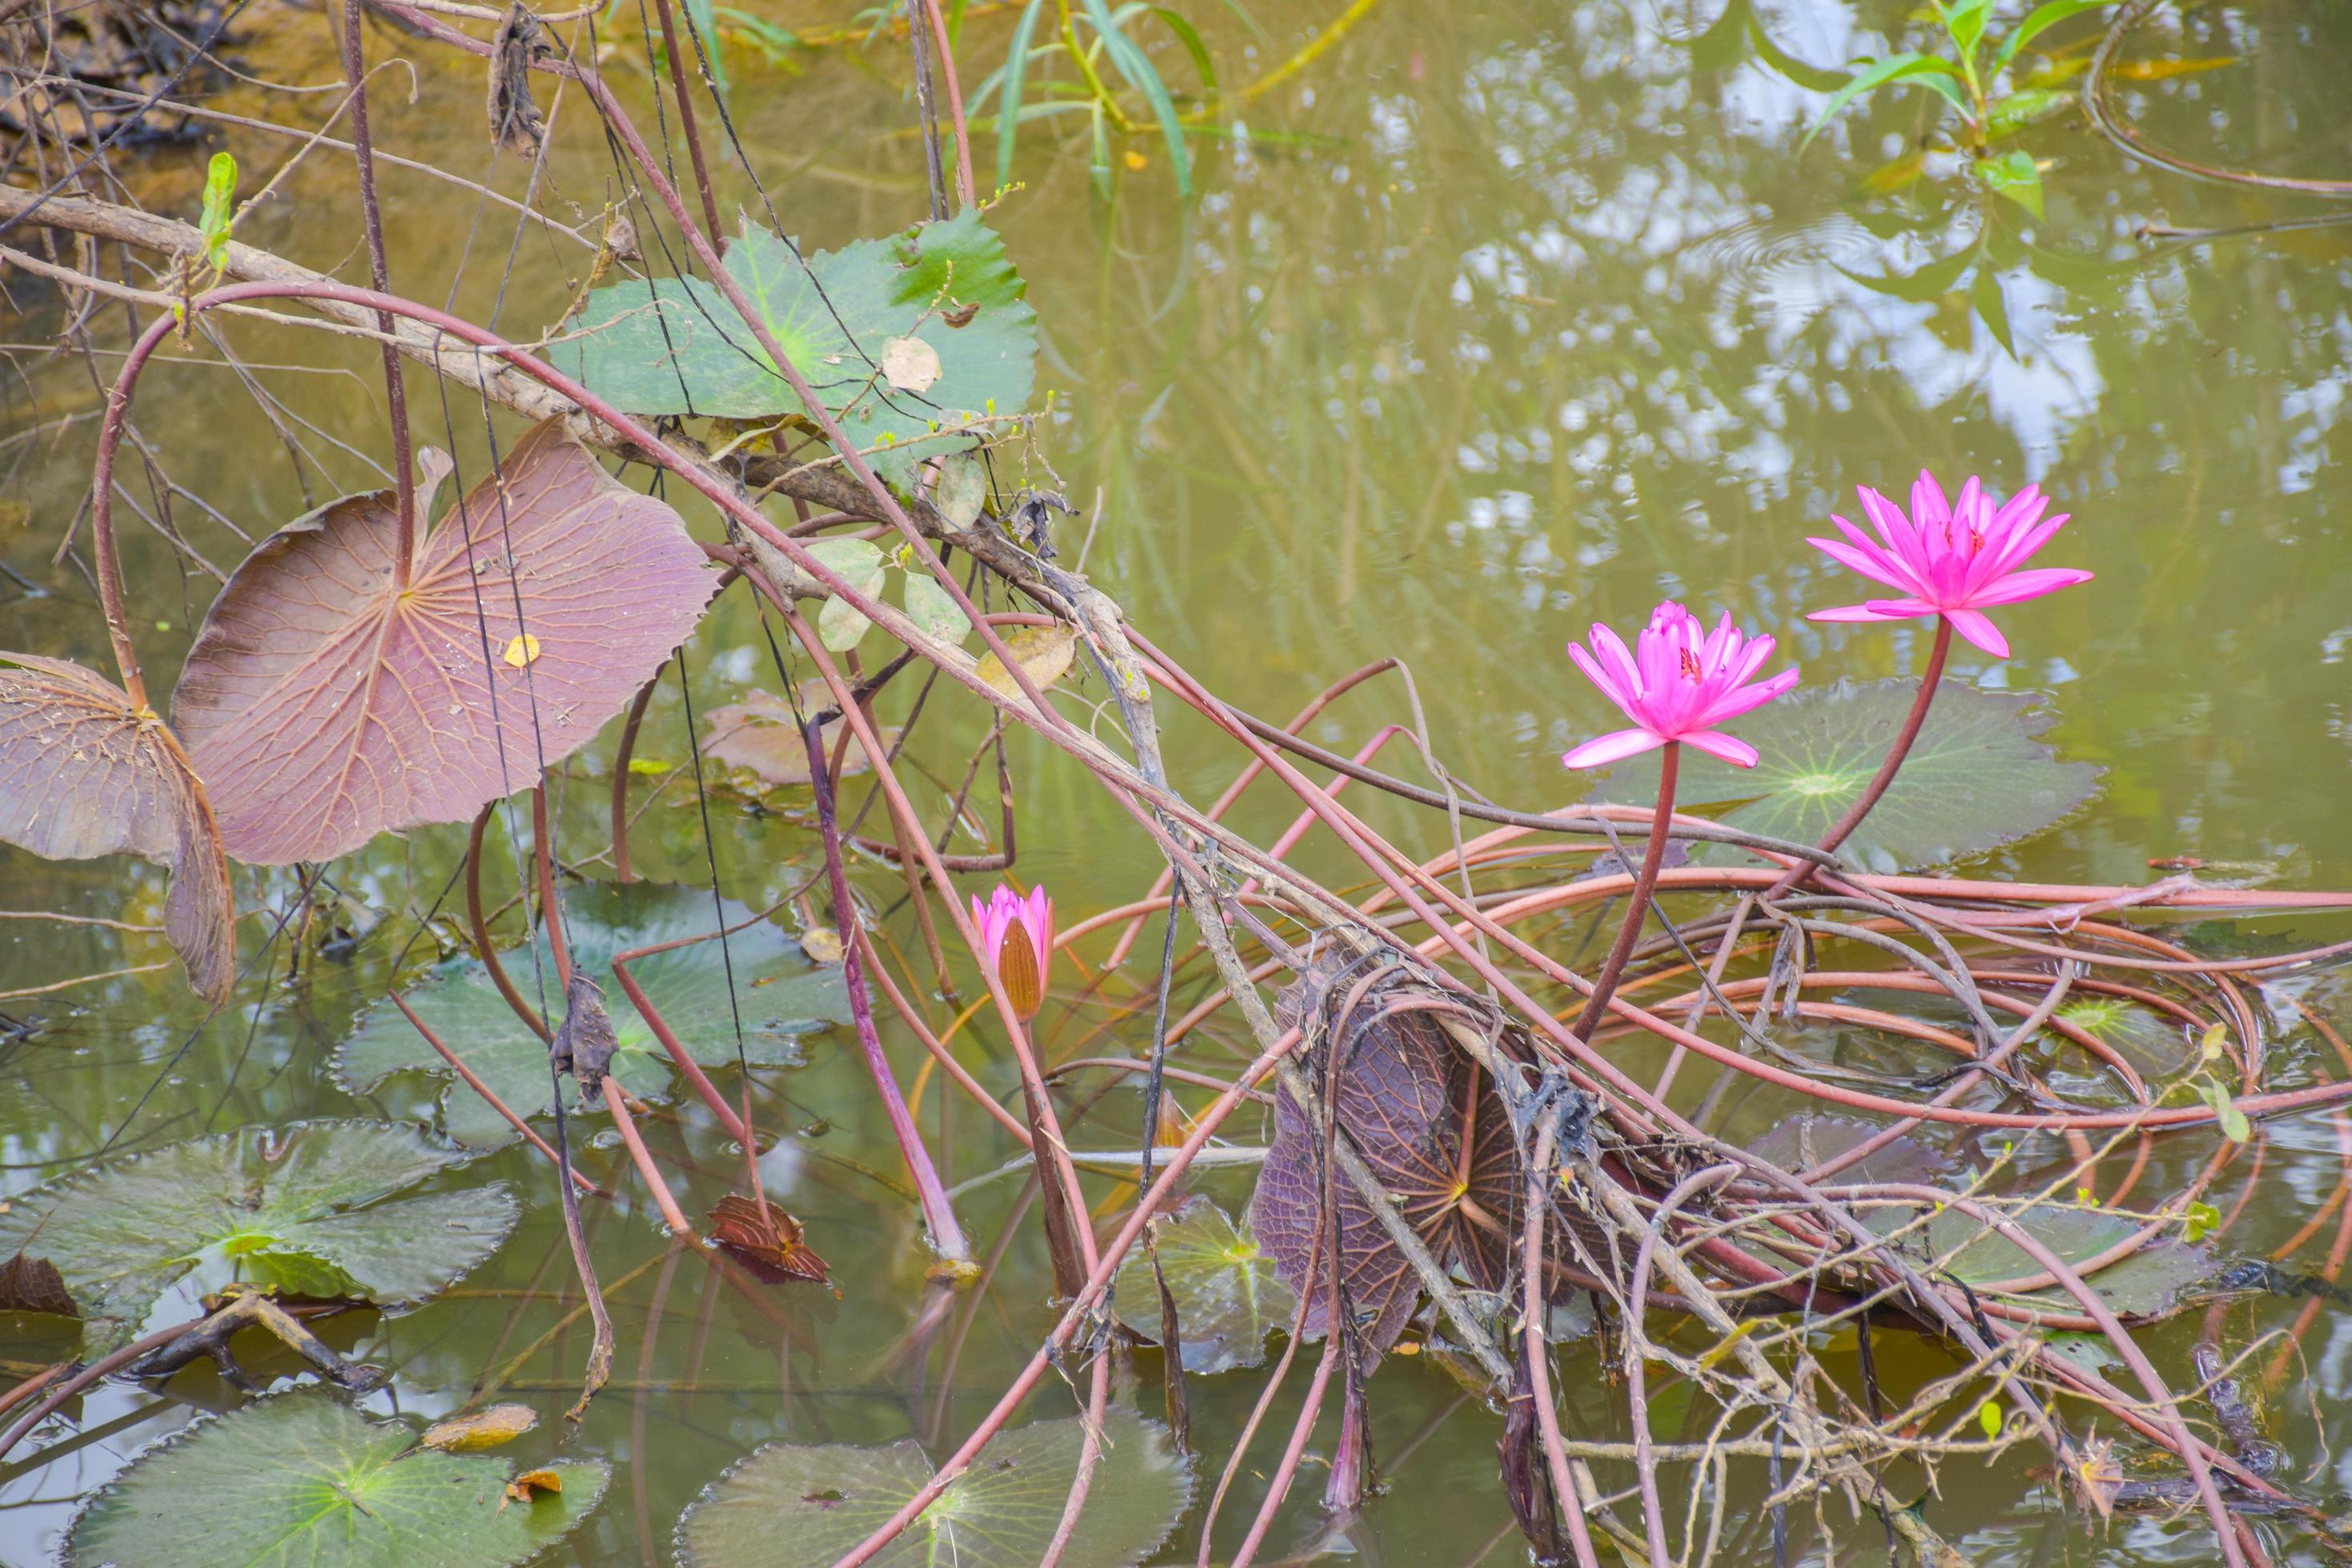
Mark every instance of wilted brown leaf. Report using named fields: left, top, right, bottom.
left=0, top=1250, right=77, bottom=1318
left=550, top=969, right=620, bottom=1103
left=0, top=654, right=234, bottom=1004
left=878, top=335, right=942, bottom=394
left=172, top=420, right=714, bottom=863
left=503, top=1468, right=563, bottom=1506
left=421, top=1402, right=539, bottom=1453
left=702, top=687, right=891, bottom=786
left=974, top=625, right=1077, bottom=699
left=710, top=1193, right=830, bottom=1285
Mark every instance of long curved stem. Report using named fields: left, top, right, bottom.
left=1570, top=740, right=1678, bottom=1040
left=1774, top=615, right=1952, bottom=891
left=335, top=0, right=417, bottom=587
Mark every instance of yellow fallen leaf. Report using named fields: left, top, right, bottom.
left=506, top=1468, right=563, bottom=1505
left=801, top=926, right=845, bottom=965
left=421, top=1402, right=538, bottom=1453
left=974, top=625, right=1078, bottom=699
left=502, top=633, right=542, bottom=668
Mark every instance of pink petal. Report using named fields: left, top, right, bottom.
left=1586, top=624, right=1642, bottom=702
left=1682, top=729, right=1761, bottom=768
left=1982, top=511, right=2070, bottom=578
left=1944, top=607, right=2010, bottom=658
left=1855, top=487, right=1918, bottom=557
left=1568, top=643, right=1637, bottom=717
left=1806, top=602, right=1907, bottom=624
left=1860, top=596, right=1940, bottom=617
left=1909, top=471, right=1950, bottom=532
left=1562, top=727, right=1666, bottom=770
left=1699, top=663, right=1798, bottom=726
left=1808, top=535, right=1914, bottom=593
left=1969, top=566, right=2094, bottom=607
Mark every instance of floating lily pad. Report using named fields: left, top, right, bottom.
left=1114, top=1196, right=1294, bottom=1374
left=1746, top=1114, right=1956, bottom=1186
left=556, top=212, right=1034, bottom=483
left=0, top=1122, right=514, bottom=1353
left=675, top=1408, right=1191, bottom=1568
left=338, top=882, right=850, bottom=1150
left=66, top=1391, right=606, bottom=1567
left=1592, top=679, right=2099, bottom=874
left=1867, top=1202, right=2213, bottom=1320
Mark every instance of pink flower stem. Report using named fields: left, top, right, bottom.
left=1570, top=740, right=1679, bottom=1042
left=798, top=698, right=970, bottom=1264
left=603, top=1078, right=695, bottom=1234
left=1772, top=614, right=1953, bottom=894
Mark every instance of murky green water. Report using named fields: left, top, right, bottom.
left=4, top=0, right=2352, bottom=1562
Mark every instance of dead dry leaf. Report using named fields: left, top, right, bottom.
left=879, top=335, right=942, bottom=394
left=974, top=625, right=1077, bottom=699
left=421, top=1402, right=539, bottom=1453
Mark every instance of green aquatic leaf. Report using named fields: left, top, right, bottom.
left=196, top=152, right=236, bottom=271
left=554, top=212, right=1035, bottom=485
left=1592, top=679, right=2098, bottom=874
left=1084, top=0, right=1192, bottom=197
left=66, top=1391, right=606, bottom=1568
left=675, top=1408, right=1193, bottom=1568
left=1113, top=1195, right=1294, bottom=1374
left=1985, top=86, right=2072, bottom=138
left=993, top=0, right=1050, bottom=192
left=1870, top=1202, right=2214, bottom=1318
left=0, top=1122, right=514, bottom=1353
left=1973, top=150, right=2045, bottom=219
left=338, top=882, right=850, bottom=1150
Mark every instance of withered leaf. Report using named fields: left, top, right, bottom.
left=973, top=625, right=1077, bottom=699
left=0, top=1250, right=77, bottom=1318
left=502, top=1467, right=563, bottom=1506
left=172, top=420, right=714, bottom=864
left=1247, top=967, right=1521, bottom=1355
left=709, top=1193, right=830, bottom=1285
left=0, top=654, right=234, bottom=1004
left=550, top=969, right=620, bottom=1104
left=487, top=1, right=548, bottom=155
left=422, top=1402, right=538, bottom=1453
left=702, top=687, right=888, bottom=787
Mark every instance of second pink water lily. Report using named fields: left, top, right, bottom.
left=1806, top=470, right=2091, bottom=658
left=1562, top=600, right=1798, bottom=770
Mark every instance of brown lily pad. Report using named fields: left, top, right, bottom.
left=171, top=419, right=715, bottom=864
left=0, top=1250, right=77, bottom=1318
left=0, top=654, right=234, bottom=1003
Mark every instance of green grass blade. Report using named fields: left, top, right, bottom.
left=1994, top=0, right=2114, bottom=70
left=1082, top=0, right=1193, bottom=196
left=996, top=0, right=1048, bottom=194
left=1148, top=6, right=1218, bottom=108
left=1798, top=52, right=1963, bottom=150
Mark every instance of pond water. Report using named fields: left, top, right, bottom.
left=3, top=0, right=2352, bottom=1562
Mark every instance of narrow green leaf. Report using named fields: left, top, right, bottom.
left=684, top=0, right=726, bottom=98
left=996, top=0, right=1047, bottom=193
left=2219, top=1098, right=2252, bottom=1145
left=1984, top=86, right=2072, bottom=138
left=1978, top=1399, right=2003, bottom=1440
left=1147, top=6, right=1218, bottom=103
left=1800, top=53, right=1966, bottom=150
left=1996, top=0, right=2114, bottom=70
left=1083, top=0, right=1193, bottom=195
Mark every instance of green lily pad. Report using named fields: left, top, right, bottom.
left=1593, top=678, right=2098, bottom=874
left=1113, top=1195, right=1294, bottom=1374
left=0, top=1121, right=514, bottom=1353
left=337, top=882, right=851, bottom=1150
left=66, top=1391, right=606, bottom=1567
left=674, top=1408, right=1193, bottom=1568
left=1868, top=1202, right=2213, bottom=1320
left=554, top=211, right=1034, bottom=484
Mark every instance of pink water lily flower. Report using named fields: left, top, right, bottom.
left=1562, top=600, right=1798, bottom=770
left=1806, top=471, right=2091, bottom=658
left=970, top=883, right=1054, bottom=1020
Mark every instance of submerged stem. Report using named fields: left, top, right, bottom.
left=1570, top=739, right=1678, bottom=1040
